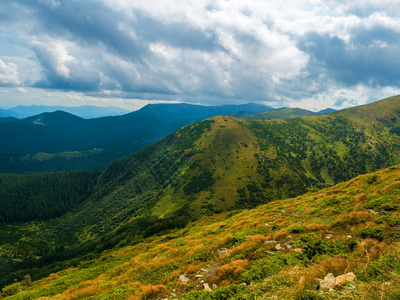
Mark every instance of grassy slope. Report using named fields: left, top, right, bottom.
left=3, top=164, right=400, bottom=299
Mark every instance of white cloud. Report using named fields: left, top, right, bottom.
left=0, top=58, right=20, bottom=86
left=0, top=0, right=399, bottom=109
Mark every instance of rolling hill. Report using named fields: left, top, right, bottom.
left=1, top=95, right=400, bottom=297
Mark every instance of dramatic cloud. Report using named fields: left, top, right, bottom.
left=0, top=0, right=400, bottom=109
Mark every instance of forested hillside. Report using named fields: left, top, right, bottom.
left=0, top=171, right=100, bottom=223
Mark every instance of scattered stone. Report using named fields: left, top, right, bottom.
left=179, top=274, right=189, bottom=284
left=195, top=275, right=203, bottom=279
left=335, top=272, right=356, bottom=286
left=282, top=210, right=286, bottom=213
left=319, top=272, right=356, bottom=290
left=287, top=235, right=293, bottom=239
left=346, top=235, right=352, bottom=238
left=264, top=240, right=278, bottom=244
left=275, top=244, right=283, bottom=251
left=368, top=209, right=379, bottom=215
left=200, top=280, right=204, bottom=284
left=385, top=282, right=391, bottom=286
left=320, top=273, right=336, bottom=290
left=239, top=283, right=247, bottom=286
left=286, top=244, right=292, bottom=249
left=171, top=292, right=177, bottom=297
left=266, top=250, right=274, bottom=254
left=293, top=248, right=302, bottom=253
left=284, top=241, right=293, bottom=245
left=217, top=248, right=230, bottom=258
left=204, top=283, right=212, bottom=291
left=265, top=223, right=271, bottom=227
left=212, top=284, right=218, bottom=290
left=325, top=234, right=333, bottom=239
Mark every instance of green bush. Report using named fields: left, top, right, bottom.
left=240, top=253, right=302, bottom=283
left=301, top=238, right=357, bottom=260
left=360, top=226, right=385, bottom=241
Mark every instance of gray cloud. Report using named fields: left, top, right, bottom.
left=0, top=0, right=400, bottom=109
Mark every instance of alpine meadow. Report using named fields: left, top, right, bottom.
left=1, top=95, right=400, bottom=299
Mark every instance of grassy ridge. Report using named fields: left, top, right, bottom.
left=3, top=164, right=400, bottom=299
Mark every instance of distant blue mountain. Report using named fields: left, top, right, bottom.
left=317, top=108, right=337, bottom=114
left=7, top=105, right=131, bottom=119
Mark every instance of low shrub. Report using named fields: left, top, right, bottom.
left=360, top=226, right=385, bottom=241
left=240, top=253, right=302, bottom=283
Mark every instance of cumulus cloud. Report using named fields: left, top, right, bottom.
left=0, top=0, right=399, bottom=108
left=0, top=58, right=20, bottom=86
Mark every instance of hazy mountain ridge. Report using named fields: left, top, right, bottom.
left=2, top=105, right=131, bottom=119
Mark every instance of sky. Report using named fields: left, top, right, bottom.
left=1, top=0, right=400, bottom=111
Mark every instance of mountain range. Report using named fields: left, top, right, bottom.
left=0, top=95, right=399, bottom=298
left=0, top=103, right=276, bottom=173
left=0, top=104, right=335, bottom=173
left=0, top=105, right=131, bottom=119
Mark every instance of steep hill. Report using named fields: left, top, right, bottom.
left=3, top=163, right=400, bottom=299
left=245, top=107, right=317, bottom=120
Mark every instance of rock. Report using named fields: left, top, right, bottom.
left=275, top=244, right=283, bottom=250
left=320, top=273, right=336, bottom=290
left=212, top=284, right=218, bottom=290
left=282, top=210, right=286, bottom=213
left=195, top=275, right=203, bottom=279
left=265, top=223, right=271, bottom=227
left=179, top=274, right=189, bottom=284
left=201, top=268, right=208, bottom=273
left=217, top=248, right=230, bottom=258
left=368, top=209, right=379, bottom=215
left=286, top=244, right=292, bottom=249
left=325, top=234, right=333, bottom=239
left=335, top=272, right=356, bottom=286
left=266, top=251, right=274, bottom=254
left=239, top=283, right=247, bottom=286
left=284, top=241, right=293, bottom=245
left=385, top=282, right=391, bottom=286
left=287, top=235, right=293, bottom=239
left=204, top=283, right=212, bottom=291
left=346, top=235, right=352, bottom=238
left=293, top=248, right=302, bottom=253
left=264, top=240, right=278, bottom=244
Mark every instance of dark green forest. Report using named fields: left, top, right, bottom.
left=0, top=171, right=100, bottom=223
